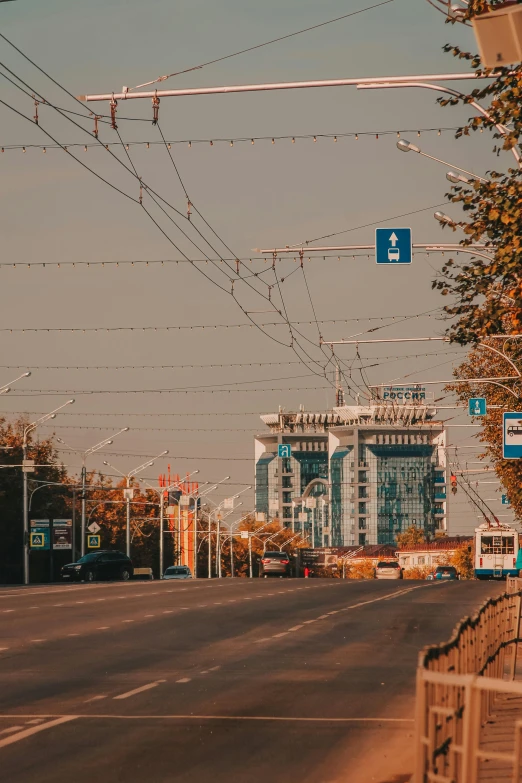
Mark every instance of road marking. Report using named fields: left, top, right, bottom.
left=113, top=680, right=166, bottom=700
left=84, top=695, right=107, bottom=703
left=181, top=607, right=189, bottom=610
left=96, top=598, right=106, bottom=602
left=30, top=639, right=45, bottom=643
left=288, top=625, right=304, bottom=632
left=163, top=610, right=173, bottom=614
left=25, top=719, right=45, bottom=724
left=244, top=598, right=252, bottom=600
left=228, top=600, right=236, bottom=603
left=0, top=647, right=9, bottom=651
left=97, top=626, right=110, bottom=630
left=0, top=726, right=23, bottom=734
left=75, top=601, right=85, bottom=604
left=29, top=606, right=39, bottom=609
left=272, top=632, right=289, bottom=638
left=0, top=716, right=77, bottom=749
left=302, top=620, right=317, bottom=625
left=3, top=609, right=14, bottom=613
left=67, top=633, right=80, bottom=637
left=53, top=604, right=64, bottom=607
left=176, top=678, right=191, bottom=683
left=317, top=614, right=329, bottom=620
left=0, top=713, right=414, bottom=724
left=199, top=604, right=207, bottom=607
left=122, top=619, right=135, bottom=623
left=208, top=666, right=220, bottom=671
left=214, top=602, right=222, bottom=605
left=144, top=614, right=155, bottom=617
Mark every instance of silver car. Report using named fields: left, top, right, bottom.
left=163, top=565, right=192, bottom=580
left=375, top=561, right=403, bottom=580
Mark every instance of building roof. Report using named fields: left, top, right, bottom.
left=341, top=544, right=398, bottom=559
left=397, top=536, right=473, bottom=553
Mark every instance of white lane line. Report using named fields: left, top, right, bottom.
left=181, top=607, right=189, bottom=610
left=199, top=604, right=207, bottom=607
left=0, top=726, right=23, bottom=734
left=97, top=626, right=110, bottom=630
left=53, top=604, right=64, bottom=607
left=96, top=599, right=106, bottom=602
left=272, top=632, right=289, bottom=638
left=122, top=619, right=135, bottom=623
left=228, top=600, right=236, bottom=603
left=75, top=601, right=85, bottom=604
left=3, top=609, right=14, bottom=613
left=302, top=620, right=317, bottom=625
left=208, top=666, right=220, bottom=671
left=317, top=614, right=329, bottom=620
left=144, top=614, right=155, bottom=617
left=214, top=602, right=222, bottom=605
left=0, top=713, right=415, bottom=723
left=244, top=598, right=252, bottom=600
left=176, top=678, right=191, bottom=684
left=0, top=647, right=9, bottom=651
left=29, top=606, right=39, bottom=609
left=84, top=695, right=107, bottom=703
left=30, top=639, right=46, bottom=643
left=25, top=719, right=45, bottom=724
left=113, top=680, right=166, bottom=700
left=67, top=633, right=80, bottom=637
left=0, top=716, right=77, bottom=749
left=200, top=670, right=209, bottom=674
left=163, top=610, right=173, bottom=614
left=288, top=625, right=304, bottom=632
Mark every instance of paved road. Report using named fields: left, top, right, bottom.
left=0, top=578, right=502, bottom=783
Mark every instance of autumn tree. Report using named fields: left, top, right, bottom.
left=396, top=525, right=426, bottom=549
left=431, top=2, right=522, bottom=343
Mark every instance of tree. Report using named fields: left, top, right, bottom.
left=451, top=545, right=474, bottom=580
left=430, top=3, right=522, bottom=344
left=446, top=340, right=522, bottom=520
left=344, top=560, right=376, bottom=580
left=396, top=525, right=426, bottom=549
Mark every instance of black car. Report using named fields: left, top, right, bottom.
left=61, top=551, right=134, bottom=583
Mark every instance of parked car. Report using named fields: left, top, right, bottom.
left=428, top=565, right=459, bottom=581
left=61, top=551, right=134, bottom=583
left=375, top=560, right=403, bottom=580
left=259, top=551, right=291, bottom=578
left=163, top=565, right=192, bottom=580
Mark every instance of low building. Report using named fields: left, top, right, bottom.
left=396, top=536, right=473, bottom=570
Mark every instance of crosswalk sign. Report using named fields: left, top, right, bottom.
left=87, top=535, right=100, bottom=548
left=30, top=532, right=45, bottom=548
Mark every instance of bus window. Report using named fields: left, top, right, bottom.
left=502, top=536, right=515, bottom=554
left=481, top=536, right=493, bottom=554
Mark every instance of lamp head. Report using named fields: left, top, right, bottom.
left=103, top=461, right=109, bottom=466
left=396, top=139, right=420, bottom=154
left=24, top=372, right=31, bottom=378
left=434, top=211, right=454, bottom=225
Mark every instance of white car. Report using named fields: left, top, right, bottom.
left=375, top=561, right=403, bottom=579
left=163, top=565, right=192, bottom=580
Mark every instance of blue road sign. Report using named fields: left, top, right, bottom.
left=469, top=397, right=487, bottom=416
left=278, top=444, right=291, bottom=459
left=503, top=412, right=522, bottom=459
left=30, top=519, right=50, bottom=550
left=502, top=494, right=511, bottom=506
left=30, top=532, right=45, bottom=548
left=87, top=535, right=101, bottom=549
left=375, top=228, right=412, bottom=265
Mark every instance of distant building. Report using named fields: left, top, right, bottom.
left=396, top=536, right=472, bottom=569
left=255, top=399, right=447, bottom=547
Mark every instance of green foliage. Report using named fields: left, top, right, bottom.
left=431, top=6, right=522, bottom=344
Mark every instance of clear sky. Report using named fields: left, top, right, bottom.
left=0, top=0, right=513, bottom=534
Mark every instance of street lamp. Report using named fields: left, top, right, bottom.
left=22, top=399, right=74, bottom=585
left=140, top=470, right=199, bottom=578
left=0, top=371, right=31, bottom=396
left=57, top=428, right=129, bottom=556
left=396, top=139, right=489, bottom=183
left=434, top=211, right=456, bottom=225
left=103, top=450, right=169, bottom=557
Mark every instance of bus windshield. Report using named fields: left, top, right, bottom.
left=480, top=535, right=515, bottom=555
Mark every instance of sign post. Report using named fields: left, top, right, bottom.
left=502, top=412, right=522, bottom=459
left=469, top=397, right=487, bottom=416
left=375, top=228, right=412, bottom=265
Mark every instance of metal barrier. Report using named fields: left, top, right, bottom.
left=507, top=576, right=522, bottom=595
left=415, top=591, right=522, bottom=782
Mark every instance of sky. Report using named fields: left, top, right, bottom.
left=0, top=0, right=514, bottom=534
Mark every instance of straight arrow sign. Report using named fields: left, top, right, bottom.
left=375, top=228, right=412, bottom=264
left=389, top=232, right=398, bottom=246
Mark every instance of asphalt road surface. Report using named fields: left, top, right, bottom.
left=0, top=578, right=502, bottom=783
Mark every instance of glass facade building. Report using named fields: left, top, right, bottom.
left=255, top=405, right=446, bottom=547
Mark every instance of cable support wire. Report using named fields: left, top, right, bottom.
left=0, top=311, right=442, bottom=333
left=7, top=385, right=332, bottom=396
left=0, top=126, right=460, bottom=153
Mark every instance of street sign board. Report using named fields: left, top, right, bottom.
left=255, top=512, right=266, bottom=523
left=278, top=444, right=291, bottom=458
left=240, top=531, right=249, bottom=539
left=375, top=227, right=412, bottom=265
left=223, top=497, right=234, bottom=510
left=180, top=495, right=190, bottom=506
left=52, top=519, right=72, bottom=549
left=30, top=519, right=50, bottom=550
left=87, top=535, right=101, bottom=548
left=502, top=494, right=511, bottom=506
left=22, top=459, right=35, bottom=473
left=166, top=505, right=176, bottom=515
left=305, top=497, right=317, bottom=509
left=269, top=499, right=279, bottom=511
left=87, top=521, right=101, bottom=534
left=123, top=488, right=134, bottom=500
left=469, top=397, right=487, bottom=416
left=503, top=412, right=522, bottom=459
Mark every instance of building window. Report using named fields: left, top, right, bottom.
left=358, top=487, right=368, bottom=499
left=282, top=492, right=292, bottom=504
left=359, top=533, right=366, bottom=546
left=358, top=518, right=367, bottom=530
left=282, top=476, right=292, bottom=488
left=418, top=556, right=425, bottom=565
left=401, top=557, right=410, bottom=566
left=359, top=502, right=367, bottom=514
left=359, top=471, right=368, bottom=483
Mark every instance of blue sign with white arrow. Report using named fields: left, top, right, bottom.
left=502, top=494, right=510, bottom=506
left=469, top=397, right=487, bottom=416
left=503, top=412, right=522, bottom=459
left=375, top=228, right=412, bottom=265
left=278, top=444, right=291, bottom=459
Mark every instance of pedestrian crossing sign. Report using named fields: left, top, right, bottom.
left=30, top=532, right=45, bottom=548
left=87, top=535, right=100, bottom=548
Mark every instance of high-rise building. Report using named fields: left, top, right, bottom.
left=254, top=400, right=446, bottom=546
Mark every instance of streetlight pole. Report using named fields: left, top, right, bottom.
left=22, top=398, right=74, bottom=585
left=57, top=428, right=129, bottom=556
left=103, top=450, right=168, bottom=557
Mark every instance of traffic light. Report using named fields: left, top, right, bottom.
left=450, top=473, right=458, bottom=495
